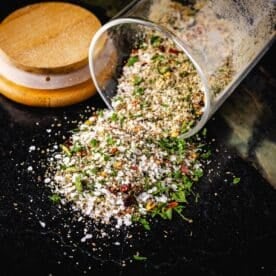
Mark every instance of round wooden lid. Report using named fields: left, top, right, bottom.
left=0, top=44, right=117, bottom=107
left=0, top=2, right=101, bottom=74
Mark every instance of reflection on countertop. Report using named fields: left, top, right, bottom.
left=216, top=60, right=276, bottom=188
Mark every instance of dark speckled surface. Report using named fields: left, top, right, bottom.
left=0, top=1, right=276, bottom=275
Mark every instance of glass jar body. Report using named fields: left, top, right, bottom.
left=90, top=0, right=275, bottom=137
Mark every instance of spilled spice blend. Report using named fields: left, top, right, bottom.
left=47, top=108, right=207, bottom=228
left=45, top=31, right=207, bottom=228
left=45, top=0, right=238, bottom=229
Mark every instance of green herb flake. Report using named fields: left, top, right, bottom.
left=104, top=154, right=110, bottom=161
left=161, top=103, right=169, bottom=108
left=180, top=71, right=189, bottom=78
left=133, top=87, right=145, bottom=96
left=110, top=169, right=118, bottom=177
left=183, top=177, right=193, bottom=190
left=110, top=113, right=118, bottom=122
left=134, top=76, right=143, bottom=85
left=71, top=144, right=83, bottom=153
left=133, top=254, right=147, bottom=261
left=172, top=170, right=182, bottom=179
left=150, top=35, right=162, bottom=47
left=158, top=65, right=170, bottom=75
left=177, top=139, right=186, bottom=154
left=60, top=145, right=71, bottom=157
left=106, top=136, right=116, bottom=146
left=193, top=168, right=204, bottom=181
left=90, top=139, right=99, bottom=147
left=97, top=110, right=104, bottom=117
left=49, top=194, right=61, bottom=204
left=174, top=206, right=193, bottom=223
left=233, top=177, right=240, bottom=185
left=195, top=193, right=200, bottom=203
left=181, top=120, right=194, bottom=133
left=172, top=190, right=187, bottom=203
left=65, top=166, right=78, bottom=173
left=139, top=42, right=148, bottom=50
left=139, top=217, right=151, bottom=231
left=127, top=55, right=139, bottom=66
left=201, top=150, right=211, bottom=159
left=202, top=128, right=207, bottom=137
left=91, top=168, right=99, bottom=175
left=74, top=175, right=83, bottom=193
left=60, top=164, right=68, bottom=170
left=165, top=208, right=173, bottom=220
left=71, top=128, right=80, bottom=133
left=151, top=54, right=165, bottom=62
left=119, top=116, right=126, bottom=127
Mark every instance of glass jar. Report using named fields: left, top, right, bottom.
left=89, top=0, right=275, bottom=138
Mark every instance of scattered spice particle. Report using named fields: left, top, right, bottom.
left=39, top=221, right=46, bottom=228
left=46, top=107, right=206, bottom=228
left=233, top=177, right=240, bottom=185
left=29, top=145, right=36, bottom=152
left=133, top=254, right=147, bottom=261
left=49, top=194, right=61, bottom=204
left=127, top=55, right=139, bottom=66
left=80, top=234, right=92, bottom=243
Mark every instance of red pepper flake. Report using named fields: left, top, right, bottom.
left=125, top=207, right=133, bottom=214
left=141, top=62, right=147, bottom=67
left=64, top=139, right=73, bottom=148
left=110, top=147, right=118, bottom=154
left=120, top=184, right=131, bottom=193
left=124, top=195, right=136, bottom=207
left=181, top=164, right=189, bottom=175
left=131, top=165, right=138, bottom=171
left=169, top=48, right=180, bottom=55
left=132, top=100, right=139, bottom=106
left=196, top=26, right=203, bottom=35
left=167, top=201, right=178, bottom=208
left=79, top=150, right=87, bottom=157
left=155, top=159, right=162, bottom=165
left=164, top=159, right=172, bottom=165
left=158, top=45, right=165, bottom=52
left=118, top=206, right=134, bottom=215
left=108, top=186, right=119, bottom=194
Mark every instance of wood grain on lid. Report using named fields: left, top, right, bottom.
left=0, top=2, right=101, bottom=74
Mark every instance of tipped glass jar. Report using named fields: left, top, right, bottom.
left=89, top=0, right=275, bottom=138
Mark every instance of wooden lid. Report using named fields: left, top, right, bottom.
left=0, top=2, right=101, bottom=74
left=0, top=45, right=117, bottom=107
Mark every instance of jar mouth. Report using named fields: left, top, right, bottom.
left=89, top=17, right=211, bottom=139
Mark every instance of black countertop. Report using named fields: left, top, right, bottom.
left=0, top=1, right=276, bottom=275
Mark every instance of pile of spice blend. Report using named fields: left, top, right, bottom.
left=45, top=1, right=223, bottom=229
left=47, top=108, right=207, bottom=228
